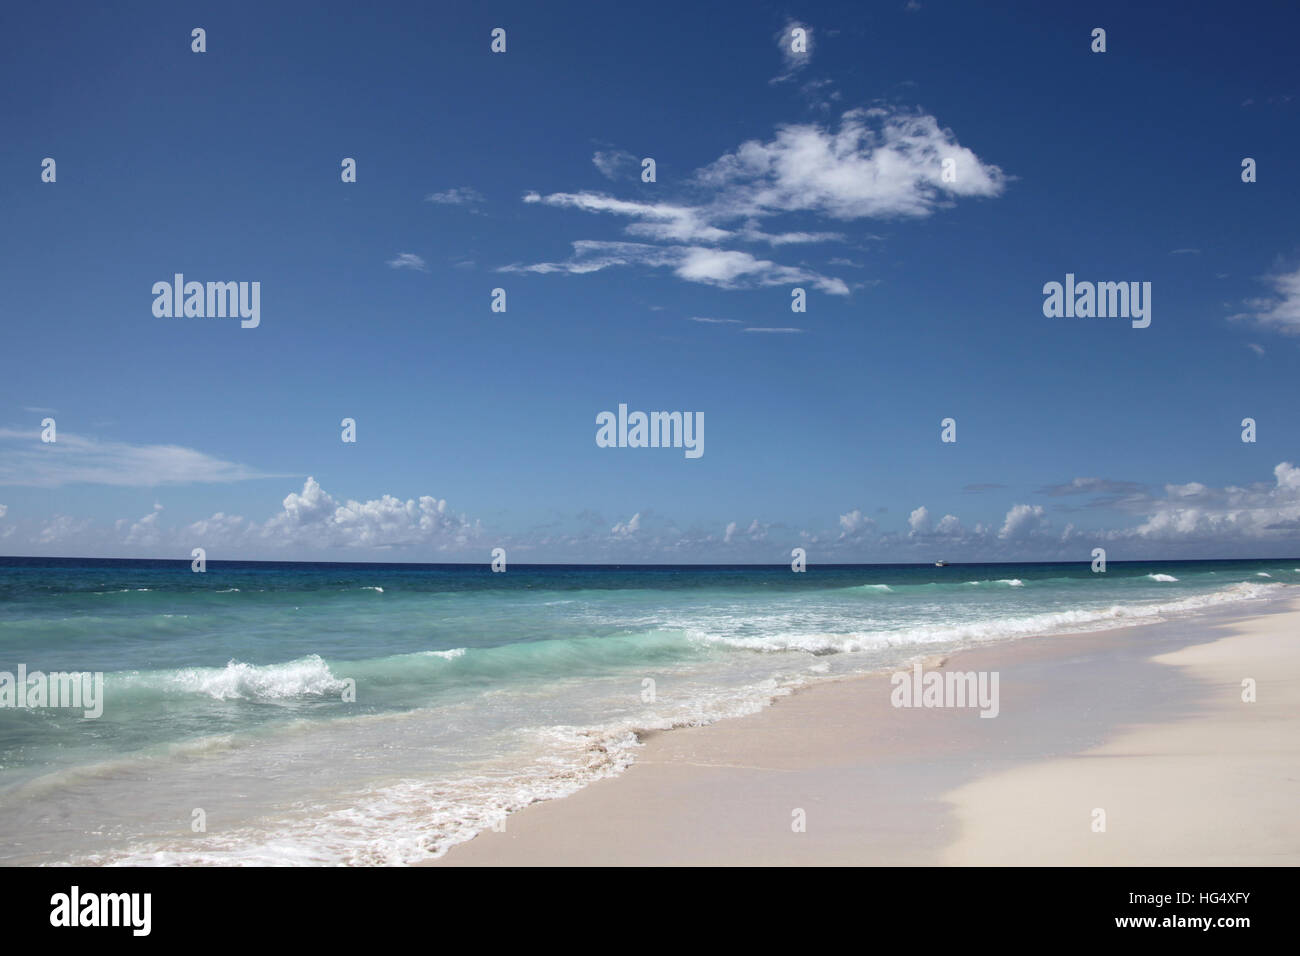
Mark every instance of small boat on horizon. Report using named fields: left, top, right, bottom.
left=934, top=560, right=949, bottom=567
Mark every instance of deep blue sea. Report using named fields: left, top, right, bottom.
left=0, top=556, right=1292, bottom=865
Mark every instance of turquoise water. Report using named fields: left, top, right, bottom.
left=0, top=557, right=1292, bottom=865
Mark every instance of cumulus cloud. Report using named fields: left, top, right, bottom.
left=185, top=512, right=246, bottom=540
left=696, top=108, right=1007, bottom=220
left=37, top=515, right=92, bottom=545
left=82, top=480, right=483, bottom=554
left=838, top=508, right=876, bottom=538
left=908, top=505, right=930, bottom=534
left=1110, top=462, right=1300, bottom=544
left=121, top=503, right=164, bottom=546
left=0, top=428, right=283, bottom=488
left=260, top=477, right=480, bottom=550
left=724, top=518, right=768, bottom=544
left=611, top=512, right=641, bottom=537
left=934, top=514, right=963, bottom=535
left=906, top=507, right=964, bottom=539
left=999, top=504, right=1048, bottom=540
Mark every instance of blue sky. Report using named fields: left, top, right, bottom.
left=2, top=0, right=1298, bottom=562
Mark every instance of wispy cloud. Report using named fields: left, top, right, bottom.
left=1233, top=264, right=1300, bottom=334
left=771, top=20, right=814, bottom=84
left=523, top=191, right=732, bottom=243
left=0, top=428, right=285, bottom=488
left=500, top=240, right=850, bottom=294
left=387, top=252, right=428, bottom=272
left=511, top=107, right=1005, bottom=298
left=425, top=187, right=484, bottom=206
left=1037, top=477, right=1145, bottom=498
left=591, top=150, right=639, bottom=180
left=688, top=316, right=742, bottom=324
left=744, top=327, right=804, bottom=333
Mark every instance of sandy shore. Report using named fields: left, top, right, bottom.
left=428, top=596, right=1300, bottom=866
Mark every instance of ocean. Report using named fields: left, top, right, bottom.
left=0, top=556, right=1291, bottom=865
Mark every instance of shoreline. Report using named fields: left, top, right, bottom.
left=427, top=594, right=1300, bottom=866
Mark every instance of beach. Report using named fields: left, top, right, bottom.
left=1, top=558, right=1293, bottom=865
left=431, top=597, right=1300, bottom=866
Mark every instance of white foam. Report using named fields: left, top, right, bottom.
left=157, top=655, right=349, bottom=700
left=690, top=581, right=1282, bottom=656
left=1146, top=573, right=1179, bottom=582
left=80, top=678, right=803, bottom=866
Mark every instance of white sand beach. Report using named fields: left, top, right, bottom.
left=429, top=598, right=1300, bottom=866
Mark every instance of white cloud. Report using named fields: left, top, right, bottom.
left=513, top=107, right=1004, bottom=297
left=772, top=21, right=814, bottom=84
left=838, top=508, right=876, bottom=537
left=0, top=428, right=282, bottom=488
left=1115, top=462, right=1300, bottom=542
left=935, top=513, right=963, bottom=535
left=697, top=107, right=1007, bottom=220
left=592, top=150, right=639, bottom=180
left=744, top=327, right=804, bottom=333
left=387, top=253, right=428, bottom=271
left=611, top=512, right=641, bottom=537
left=425, top=187, right=484, bottom=206
left=688, top=316, right=742, bottom=325
left=502, top=240, right=849, bottom=294
left=999, top=504, right=1047, bottom=540
left=122, top=503, right=164, bottom=546
left=0, top=505, right=6, bottom=519
left=523, top=191, right=732, bottom=243
left=725, top=518, right=767, bottom=543
left=38, top=515, right=92, bottom=545
left=185, top=512, right=247, bottom=540
left=908, top=505, right=930, bottom=534
left=1236, top=265, right=1300, bottom=334
left=260, top=477, right=480, bottom=550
